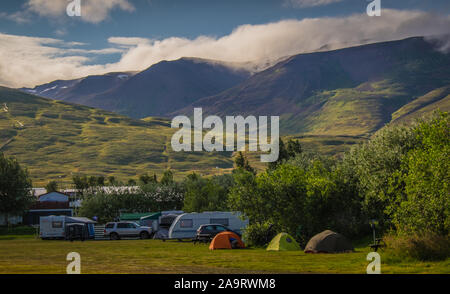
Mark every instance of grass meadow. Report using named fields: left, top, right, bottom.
left=0, top=235, right=448, bottom=274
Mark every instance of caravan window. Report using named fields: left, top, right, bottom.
left=180, top=219, right=193, bottom=228
left=52, top=221, right=63, bottom=228
left=210, top=218, right=229, bottom=226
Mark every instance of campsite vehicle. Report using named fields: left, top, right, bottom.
left=168, top=212, right=248, bottom=240
left=103, top=222, right=153, bottom=240
left=194, top=224, right=241, bottom=243
left=153, top=214, right=180, bottom=240
left=120, top=211, right=184, bottom=238
left=39, top=216, right=96, bottom=240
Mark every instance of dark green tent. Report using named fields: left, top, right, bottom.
left=304, top=230, right=354, bottom=253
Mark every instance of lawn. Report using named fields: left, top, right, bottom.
left=0, top=236, right=448, bottom=274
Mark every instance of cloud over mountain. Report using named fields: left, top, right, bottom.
left=1, top=9, right=449, bottom=88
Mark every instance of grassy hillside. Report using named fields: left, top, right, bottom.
left=391, top=85, right=450, bottom=123
left=1, top=84, right=446, bottom=185
left=181, top=37, right=450, bottom=137
left=0, top=87, right=233, bottom=186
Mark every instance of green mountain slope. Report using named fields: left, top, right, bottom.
left=179, top=37, right=450, bottom=137
left=0, top=87, right=233, bottom=185
left=391, top=85, right=450, bottom=123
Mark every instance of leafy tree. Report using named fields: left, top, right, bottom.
left=0, top=153, right=33, bottom=226
left=234, top=151, right=255, bottom=174
left=128, top=179, right=137, bottom=186
left=139, top=173, right=151, bottom=185
left=286, top=139, right=303, bottom=158
left=45, top=181, right=58, bottom=192
left=107, top=176, right=116, bottom=186
left=338, top=122, right=419, bottom=225
left=229, top=161, right=364, bottom=245
left=268, top=139, right=302, bottom=170
left=80, top=184, right=184, bottom=223
left=97, top=176, right=105, bottom=186
left=72, top=174, right=89, bottom=193
left=183, top=174, right=233, bottom=212
left=139, top=173, right=158, bottom=185
left=161, top=170, right=174, bottom=185
left=88, top=176, right=99, bottom=187
left=387, top=112, right=449, bottom=235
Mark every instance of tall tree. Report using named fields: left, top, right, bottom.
left=268, top=139, right=302, bottom=170
left=107, top=176, right=116, bottom=186
left=161, top=170, right=174, bottom=185
left=45, top=181, right=58, bottom=192
left=234, top=151, right=255, bottom=174
left=0, top=153, right=33, bottom=226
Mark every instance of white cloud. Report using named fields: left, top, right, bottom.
left=108, top=37, right=151, bottom=46
left=285, top=0, right=344, bottom=8
left=1, top=9, right=449, bottom=88
left=0, top=11, right=31, bottom=24
left=25, top=0, right=135, bottom=23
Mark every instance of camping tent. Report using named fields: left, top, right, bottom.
left=266, top=233, right=301, bottom=251
left=209, top=232, right=245, bottom=250
left=304, top=230, right=354, bottom=253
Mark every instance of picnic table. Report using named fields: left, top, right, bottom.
left=369, top=238, right=386, bottom=252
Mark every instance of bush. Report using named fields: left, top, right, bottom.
left=183, top=174, right=233, bottom=212
left=242, top=222, right=279, bottom=247
left=229, top=162, right=366, bottom=246
left=0, top=225, right=36, bottom=235
left=384, top=233, right=450, bottom=261
left=387, top=111, right=449, bottom=235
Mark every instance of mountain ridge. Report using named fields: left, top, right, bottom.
left=176, top=37, right=450, bottom=136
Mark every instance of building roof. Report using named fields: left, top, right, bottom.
left=140, top=212, right=161, bottom=220
left=66, top=216, right=97, bottom=224
left=38, top=191, right=70, bottom=199
left=120, top=212, right=157, bottom=221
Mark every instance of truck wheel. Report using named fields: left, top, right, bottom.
left=140, top=231, right=149, bottom=239
left=110, top=233, right=120, bottom=240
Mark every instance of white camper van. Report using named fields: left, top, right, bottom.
left=168, top=212, right=248, bottom=240
left=39, top=215, right=96, bottom=239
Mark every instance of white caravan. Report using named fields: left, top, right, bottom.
left=168, top=211, right=248, bottom=240
left=39, top=215, right=96, bottom=239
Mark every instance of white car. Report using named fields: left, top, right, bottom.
left=104, top=222, right=152, bottom=240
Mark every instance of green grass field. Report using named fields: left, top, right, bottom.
left=0, top=87, right=234, bottom=186
left=0, top=236, right=448, bottom=274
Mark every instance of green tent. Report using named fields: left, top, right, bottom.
left=266, top=233, right=301, bottom=251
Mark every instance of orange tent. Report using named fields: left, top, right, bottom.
left=209, top=231, right=245, bottom=250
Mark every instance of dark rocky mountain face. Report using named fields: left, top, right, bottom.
left=23, top=58, right=250, bottom=118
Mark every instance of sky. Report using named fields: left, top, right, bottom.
left=0, top=0, right=450, bottom=88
